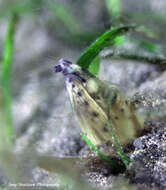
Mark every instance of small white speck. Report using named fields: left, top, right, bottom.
left=87, top=79, right=98, bottom=93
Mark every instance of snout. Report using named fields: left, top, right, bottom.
left=54, top=59, right=72, bottom=73
left=54, top=59, right=79, bottom=76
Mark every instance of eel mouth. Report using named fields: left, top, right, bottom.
left=54, top=59, right=74, bottom=76
left=54, top=59, right=86, bottom=84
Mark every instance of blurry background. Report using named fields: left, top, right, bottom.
left=0, top=0, right=166, bottom=189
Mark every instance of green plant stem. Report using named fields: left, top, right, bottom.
left=87, top=56, right=100, bottom=75
left=1, top=13, right=18, bottom=145
left=107, top=120, right=131, bottom=167
left=82, top=133, right=125, bottom=172
left=76, top=25, right=135, bottom=69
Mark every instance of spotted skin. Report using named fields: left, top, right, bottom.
left=54, top=59, right=144, bottom=146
